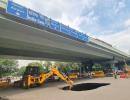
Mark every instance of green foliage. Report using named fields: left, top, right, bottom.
left=28, top=62, right=50, bottom=73
left=92, top=64, right=103, bottom=71
left=70, top=63, right=80, bottom=71
left=44, top=61, right=52, bottom=67
left=28, top=62, right=42, bottom=67
left=17, top=66, right=26, bottom=76
left=57, top=62, right=80, bottom=73
left=43, top=61, right=52, bottom=72
left=0, top=58, right=18, bottom=77
left=16, top=61, right=80, bottom=76
left=17, top=62, right=49, bottom=76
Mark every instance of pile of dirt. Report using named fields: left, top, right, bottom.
left=62, top=83, right=110, bottom=91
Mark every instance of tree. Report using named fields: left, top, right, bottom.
left=28, top=62, right=42, bottom=67
left=28, top=62, right=48, bottom=73
left=44, top=61, right=52, bottom=67
left=57, top=62, right=80, bottom=73
left=43, top=61, right=52, bottom=71
left=17, top=66, right=26, bottom=76
left=92, top=64, right=103, bottom=71
left=69, top=63, right=80, bottom=71
left=0, top=58, right=18, bottom=77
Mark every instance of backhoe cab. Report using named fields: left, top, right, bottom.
left=14, top=66, right=73, bottom=89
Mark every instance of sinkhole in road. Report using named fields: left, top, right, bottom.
left=62, top=83, right=110, bottom=91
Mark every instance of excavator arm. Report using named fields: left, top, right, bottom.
left=51, top=67, right=73, bottom=89
left=39, top=67, right=73, bottom=89
left=39, top=71, right=53, bottom=84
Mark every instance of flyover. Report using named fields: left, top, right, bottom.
left=0, top=14, right=128, bottom=62
left=0, top=0, right=129, bottom=63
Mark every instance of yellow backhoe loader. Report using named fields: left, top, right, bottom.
left=14, top=66, right=73, bottom=89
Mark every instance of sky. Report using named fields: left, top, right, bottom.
left=13, top=0, right=130, bottom=54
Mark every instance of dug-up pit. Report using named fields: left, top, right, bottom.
left=62, top=83, right=110, bottom=91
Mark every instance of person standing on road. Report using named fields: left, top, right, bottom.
left=112, top=64, right=118, bottom=79
left=124, top=64, right=128, bottom=78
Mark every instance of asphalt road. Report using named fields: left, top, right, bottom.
left=0, top=77, right=130, bottom=100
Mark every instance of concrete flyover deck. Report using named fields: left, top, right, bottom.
left=0, top=14, right=129, bottom=62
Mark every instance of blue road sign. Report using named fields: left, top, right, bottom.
left=77, top=32, right=83, bottom=41
left=28, top=9, right=46, bottom=26
left=6, top=0, right=27, bottom=19
left=44, top=16, right=51, bottom=27
left=60, top=24, right=70, bottom=35
left=27, top=9, right=39, bottom=23
left=83, top=34, right=89, bottom=42
left=69, top=28, right=78, bottom=38
left=50, top=19, right=60, bottom=31
left=38, top=14, right=45, bottom=26
left=6, top=1, right=89, bottom=42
